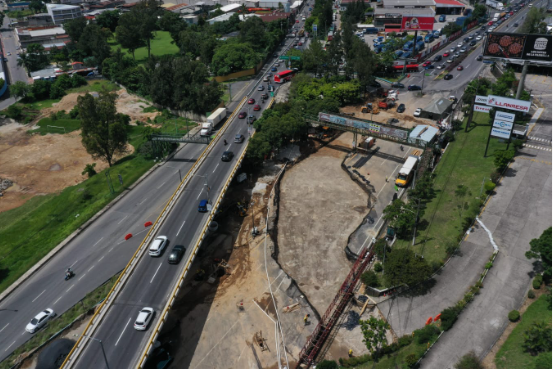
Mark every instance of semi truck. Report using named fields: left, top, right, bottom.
left=486, top=0, right=504, bottom=9
left=201, top=107, right=227, bottom=136
left=395, top=155, right=419, bottom=187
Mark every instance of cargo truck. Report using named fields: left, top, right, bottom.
left=395, top=155, right=419, bottom=187
left=201, top=107, right=227, bottom=136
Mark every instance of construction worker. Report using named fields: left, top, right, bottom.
left=348, top=349, right=353, bottom=357
left=303, top=314, right=310, bottom=325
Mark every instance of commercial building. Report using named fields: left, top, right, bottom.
left=7, top=2, right=30, bottom=11
left=46, top=4, right=83, bottom=25
left=373, top=8, right=435, bottom=29
left=162, top=3, right=190, bottom=13
left=88, top=0, right=125, bottom=10
left=433, top=0, right=465, bottom=15
left=208, top=13, right=255, bottom=24
left=380, top=0, right=436, bottom=9
left=15, top=25, right=69, bottom=51
left=210, top=3, right=241, bottom=13
left=420, top=97, right=453, bottom=120
left=408, top=125, right=439, bottom=146
left=339, top=0, right=369, bottom=10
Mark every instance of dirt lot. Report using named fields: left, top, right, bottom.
left=0, top=88, right=159, bottom=213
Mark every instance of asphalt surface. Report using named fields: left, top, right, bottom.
left=71, top=20, right=308, bottom=369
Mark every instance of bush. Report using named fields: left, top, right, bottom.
left=533, top=275, right=543, bottom=290
left=339, top=354, right=372, bottom=368
left=398, top=334, right=413, bottom=347
left=534, top=352, right=552, bottom=369
left=440, top=306, right=461, bottom=331
left=454, top=351, right=484, bottom=369
left=490, top=170, right=502, bottom=184
left=71, top=74, right=87, bottom=88
left=316, top=360, right=338, bottom=369
left=82, top=163, right=97, bottom=178
left=508, top=310, right=520, bottom=322
left=374, top=238, right=390, bottom=261
left=484, top=181, right=496, bottom=194
left=414, top=324, right=440, bottom=344
left=494, top=150, right=515, bottom=171
left=69, top=106, right=79, bottom=119
left=485, top=262, right=493, bottom=269
left=6, top=104, right=22, bottom=119
left=361, top=271, right=379, bottom=287
left=528, top=290, right=536, bottom=299
left=405, top=353, right=419, bottom=368
left=374, top=263, right=383, bottom=272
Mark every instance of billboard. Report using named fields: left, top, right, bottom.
left=475, top=95, right=488, bottom=104
left=486, top=95, right=531, bottom=113
left=493, top=120, right=514, bottom=131
left=318, top=113, right=408, bottom=140
left=401, top=16, right=435, bottom=31
left=483, top=33, right=552, bottom=62
left=495, top=111, right=515, bottom=122
left=474, top=104, right=492, bottom=113
left=491, top=127, right=511, bottom=139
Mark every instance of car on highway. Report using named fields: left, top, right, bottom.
left=6, top=52, right=10, bottom=56
left=26, top=309, right=56, bottom=333
left=477, top=55, right=483, bottom=61
left=447, top=58, right=453, bottom=63
left=433, top=55, right=443, bottom=62
left=480, top=25, right=486, bottom=30
left=457, top=43, right=463, bottom=48
left=221, top=151, right=234, bottom=162
left=463, top=37, right=470, bottom=43
left=234, top=134, right=245, bottom=143
left=413, top=108, right=422, bottom=117
left=168, top=245, right=185, bottom=264
left=422, top=61, right=431, bottom=67
left=457, top=65, right=464, bottom=71
left=263, top=76, right=270, bottom=82
left=238, top=112, right=247, bottom=119
left=253, top=104, right=261, bottom=111
left=443, top=52, right=450, bottom=57
left=476, top=35, right=482, bottom=41
left=408, top=85, right=422, bottom=91
left=397, top=104, right=406, bottom=113
left=449, top=47, right=456, bottom=53
left=298, top=42, right=303, bottom=46
left=468, top=35, right=474, bottom=40
left=257, top=85, right=264, bottom=91
left=149, top=236, right=168, bottom=257
left=460, top=47, right=467, bottom=53
left=274, top=62, right=280, bottom=67
left=425, top=65, right=435, bottom=70
left=470, top=40, right=477, bottom=46
left=514, top=23, right=519, bottom=27
left=271, top=67, right=277, bottom=72
left=391, top=82, right=405, bottom=88
left=444, top=74, right=453, bottom=80
left=198, top=199, right=208, bottom=212
left=437, top=63, right=446, bottom=69
left=248, top=115, right=257, bottom=124
left=134, top=307, right=155, bottom=331
left=453, top=53, right=459, bottom=58
left=248, top=98, right=255, bottom=104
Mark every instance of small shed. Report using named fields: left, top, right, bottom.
left=408, top=125, right=439, bottom=147
left=421, top=98, right=453, bottom=120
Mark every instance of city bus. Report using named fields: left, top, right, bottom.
left=392, top=64, right=419, bottom=73
left=274, top=69, right=296, bottom=83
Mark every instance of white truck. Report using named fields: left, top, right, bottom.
left=201, top=107, right=227, bottom=136
left=486, top=0, right=504, bottom=9
left=395, top=155, right=419, bottom=187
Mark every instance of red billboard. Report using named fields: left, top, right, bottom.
left=401, top=16, right=435, bottom=31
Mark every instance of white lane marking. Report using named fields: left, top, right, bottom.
left=150, top=263, right=163, bottom=284
left=0, top=323, right=9, bottom=334
left=66, top=285, right=75, bottom=293
left=92, top=237, right=104, bottom=247
left=212, top=163, right=219, bottom=173
left=118, top=215, right=128, bottom=225
left=88, top=266, right=94, bottom=273
left=53, top=296, right=63, bottom=305
left=69, top=260, right=78, bottom=268
left=78, top=273, right=87, bottom=281
left=176, top=220, right=186, bottom=236
left=138, top=197, right=148, bottom=205
left=108, top=247, right=114, bottom=253
left=5, top=341, right=16, bottom=351
left=196, top=191, right=202, bottom=200
left=156, top=181, right=167, bottom=189
left=98, top=256, right=105, bottom=262
left=115, top=318, right=132, bottom=346
left=32, top=290, right=46, bottom=303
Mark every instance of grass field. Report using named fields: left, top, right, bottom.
left=394, top=113, right=511, bottom=264
left=109, top=31, right=179, bottom=63
left=0, top=154, right=155, bottom=295
left=495, top=294, right=552, bottom=369
left=0, top=273, right=120, bottom=369
left=31, top=118, right=81, bottom=135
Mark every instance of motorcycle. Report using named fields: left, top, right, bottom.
left=65, top=270, right=75, bottom=281
left=223, top=139, right=228, bottom=146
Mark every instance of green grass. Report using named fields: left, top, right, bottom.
left=0, top=273, right=120, bottom=369
left=0, top=154, right=155, bottom=295
left=495, top=294, right=552, bottom=369
left=352, top=336, right=438, bottom=368
left=109, top=31, right=180, bottom=63
left=394, top=113, right=511, bottom=264
left=30, top=118, right=81, bottom=135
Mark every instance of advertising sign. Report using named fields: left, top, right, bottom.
left=483, top=33, right=552, bottom=62
left=475, top=95, right=488, bottom=104
left=474, top=104, right=492, bottom=113
left=401, top=16, right=435, bottom=31
left=486, top=95, right=531, bottom=113
left=493, top=120, right=514, bottom=131
left=491, top=127, right=511, bottom=139
left=318, top=113, right=408, bottom=139
left=495, top=110, right=515, bottom=122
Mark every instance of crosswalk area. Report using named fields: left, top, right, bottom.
left=527, top=136, right=552, bottom=144
left=522, top=144, right=552, bottom=152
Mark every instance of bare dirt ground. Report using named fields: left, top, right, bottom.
left=340, top=102, right=434, bottom=130
left=0, top=88, right=159, bottom=213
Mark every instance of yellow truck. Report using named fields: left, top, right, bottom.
left=395, top=155, right=419, bottom=187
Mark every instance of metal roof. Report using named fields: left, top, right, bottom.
left=422, top=97, right=453, bottom=115
left=382, top=0, right=436, bottom=6
left=409, top=125, right=439, bottom=143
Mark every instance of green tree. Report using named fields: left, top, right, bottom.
left=303, top=39, right=327, bottom=76
left=10, top=81, right=31, bottom=100
left=351, top=37, right=377, bottom=90
left=29, top=0, right=45, bottom=13
left=316, top=360, right=338, bottom=369
left=81, top=163, right=97, bottom=178
left=522, top=321, right=552, bottom=356
left=77, top=91, right=129, bottom=167
left=133, top=0, right=161, bottom=59
left=64, top=16, right=88, bottom=44
left=95, top=10, right=120, bottom=32
left=78, top=24, right=112, bottom=71
left=359, top=316, right=389, bottom=354
left=158, top=11, right=187, bottom=43
left=521, top=6, right=548, bottom=34
left=325, top=31, right=343, bottom=76
left=211, top=43, right=260, bottom=76
left=17, top=43, right=50, bottom=73
left=383, top=248, right=432, bottom=287
left=383, top=199, right=417, bottom=239
left=526, top=228, right=552, bottom=283
left=115, top=13, right=144, bottom=60
left=361, top=271, right=379, bottom=287
left=239, top=16, right=268, bottom=51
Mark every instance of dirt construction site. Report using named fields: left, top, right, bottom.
left=0, top=88, right=159, bottom=213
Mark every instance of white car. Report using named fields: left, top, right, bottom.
left=414, top=108, right=422, bottom=117
left=476, top=35, right=482, bottom=40
left=148, top=235, right=168, bottom=257
left=460, top=48, right=467, bottom=53
left=134, top=307, right=155, bottom=331
left=457, top=43, right=463, bottom=48
left=26, top=309, right=55, bottom=333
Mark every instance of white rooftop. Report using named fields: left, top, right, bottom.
left=46, top=3, right=80, bottom=10
left=219, top=3, right=241, bottom=11
left=28, top=27, right=66, bottom=37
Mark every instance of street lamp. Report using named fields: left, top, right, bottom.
left=403, top=199, right=420, bottom=246
left=81, top=335, right=109, bottom=369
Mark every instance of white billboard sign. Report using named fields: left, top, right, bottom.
left=475, top=95, right=488, bottom=104
left=486, top=95, right=531, bottom=113
left=495, top=110, right=515, bottom=122
left=491, top=127, right=512, bottom=139
left=493, top=120, right=514, bottom=131
left=474, top=104, right=492, bottom=113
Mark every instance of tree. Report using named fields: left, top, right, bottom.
left=239, top=17, right=268, bottom=51
left=29, top=0, right=44, bottom=13
left=77, top=91, right=129, bottom=167
left=359, top=316, right=389, bottom=354
left=316, top=360, right=338, bottom=369
left=115, top=13, right=144, bottom=60
left=303, top=39, right=327, bottom=76
left=133, top=0, right=160, bottom=59
left=17, top=43, right=50, bottom=73
left=211, top=43, right=260, bottom=76
left=361, top=271, right=379, bottom=287
left=158, top=11, right=187, bottom=42
left=95, top=10, right=120, bottom=32
left=522, top=321, right=552, bottom=356
left=10, top=81, right=31, bottom=100
left=0, top=11, right=5, bottom=28
left=383, top=199, right=417, bottom=238
left=64, top=17, right=88, bottom=44
left=526, top=227, right=552, bottom=283
left=350, top=37, right=377, bottom=90
left=521, top=6, right=548, bottom=34
left=78, top=24, right=112, bottom=71
left=383, top=248, right=432, bottom=287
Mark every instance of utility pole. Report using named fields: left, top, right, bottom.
left=515, top=61, right=529, bottom=99
left=412, top=198, right=421, bottom=246
left=82, top=336, right=110, bottom=369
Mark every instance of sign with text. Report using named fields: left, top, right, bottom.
left=495, top=110, right=515, bottom=122
left=401, top=16, right=435, bottom=31
left=491, top=127, right=512, bottom=139
left=484, top=33, right=552, bottom=62
left=318, top=113, right=408, bottom=139
left=493, top=120, right=514, bottom=131
left=474, top=104, right=492, bottom=113
left=475, top=95, right=488, bottom=104
left=486, top=95, right=531, bottom=113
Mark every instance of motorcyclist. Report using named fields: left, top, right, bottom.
left=66, top=268, right=72, bottom=278
left=223, top=139, right=228, bottom=145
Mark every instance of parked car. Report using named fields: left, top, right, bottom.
left=396, top=103, right=406, bottom=113
left=444, top=74, right=453, bottom=80
left=26, top=309, right=56, bottom=333
left=221, top=151, right=234, bottom=162
left=408, top=85, right=422, bottom=91
left=413, top=108, right=422, bottom=117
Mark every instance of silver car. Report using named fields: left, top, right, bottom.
left=26, top=309, right=56, bottom=333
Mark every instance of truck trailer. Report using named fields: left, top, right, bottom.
left=395, top=155, right=419, bottom=187
left=200, top=107, right=227, bottom=136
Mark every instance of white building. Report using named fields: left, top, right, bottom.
left=46, top=4, right=83, bottom=25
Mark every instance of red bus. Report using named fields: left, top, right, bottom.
left=274, top=69, right=296, bottom=83
left=392, top=64, right=419, bottom=73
